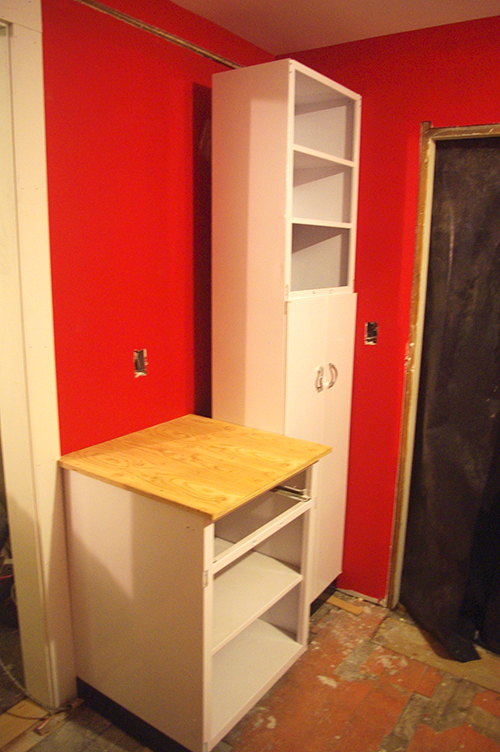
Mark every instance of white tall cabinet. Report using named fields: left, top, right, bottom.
left=212, top=59, right=360, bottom=601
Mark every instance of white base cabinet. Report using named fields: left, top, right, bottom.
left=212, top=59, right=360, bottom=601
left=60, top=416, right=329, bottom=752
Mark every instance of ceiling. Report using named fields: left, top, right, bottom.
left=173, top=0, right=500, bottom=54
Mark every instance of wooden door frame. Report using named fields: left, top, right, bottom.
left=0, top=1, right=75, bottom=707
left=387, top=121, right=500, bottom=609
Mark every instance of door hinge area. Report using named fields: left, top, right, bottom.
left=203, top=570, right=209, bottom=588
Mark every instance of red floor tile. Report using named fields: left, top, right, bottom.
left=222, top=600, right=500, bottom=752
left=407, top=723, right=500, bottom=752
left=473, top=690, right=500, bottom=719
left=227, top=676, right=375, bottom=752
left=331, top=679, right=411, bottom=752
left=414, top=666, right=445, bottom=698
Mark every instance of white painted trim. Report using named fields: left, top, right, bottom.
left=0, top=1, right=41, bottom=31
left=0, top=2, right=76, bottom=707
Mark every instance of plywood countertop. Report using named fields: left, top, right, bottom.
left=59, top=414, right=331, bottom=519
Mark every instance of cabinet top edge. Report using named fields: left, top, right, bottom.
left=212, top=57, right=361, bottom=102
left=59, top=414, right=331, bottom=520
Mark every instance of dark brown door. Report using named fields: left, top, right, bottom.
left=401, top=136, right=500, bottom=661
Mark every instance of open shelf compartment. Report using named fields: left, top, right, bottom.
left=291, top=224, right=351, bottom=291
left=213, top=482, right=310, bottom=574
left=212, top=542, right=303, bottom=653
left=293, top=148, right=352, bottom=224
left=294, top=71, right=355, bottom=160
left=211, top=615, right=304, bottom=748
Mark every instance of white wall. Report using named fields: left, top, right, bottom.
left=0, top=0, right=75, bottom=707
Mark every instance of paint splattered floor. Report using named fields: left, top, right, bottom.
left=2, top=594, right=500, bottom=752
left=222, top=595, right=500, bottom=752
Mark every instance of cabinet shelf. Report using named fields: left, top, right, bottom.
left=293, top=144, right=354, bottom=169
left=292, top=218, right=352, bottom=229
left=212, top=549, right=301, bottom=653
left=211, top=619, right=303, bottom=746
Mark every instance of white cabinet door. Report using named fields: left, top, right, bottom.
left=285, top=295, right=328, bottom=444
left=285, top=293, right=356, bottom=600
left=321, top=293, right=356, bottom=593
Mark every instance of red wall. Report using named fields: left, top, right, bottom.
left=44, top=2, right=500, bottom=600
left=42, top=0, right=271, bottom=454
left=293, top=16, right=500, bottom=599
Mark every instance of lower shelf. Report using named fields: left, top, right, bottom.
left=213, top=548, right=302, bottom=653
left=211, top=619, right=304, bottom=746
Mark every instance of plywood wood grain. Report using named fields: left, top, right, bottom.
left=59, top=415, right=330, bottom=519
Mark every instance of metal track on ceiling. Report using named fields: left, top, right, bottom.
left=73, top=0, right=241, bottom=69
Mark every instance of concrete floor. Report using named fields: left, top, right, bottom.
left=3, top=593, right=500, bottom=752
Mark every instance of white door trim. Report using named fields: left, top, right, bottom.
left=0, top=0, right=75, bottom=707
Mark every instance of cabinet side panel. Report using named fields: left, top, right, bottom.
left=348, top=98, right=361, bottom=289
left=64, top=471, right=206, bottom=752
left=212, top=61, right=289, bottom=433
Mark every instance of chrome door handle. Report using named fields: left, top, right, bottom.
left=325, top=363, right=338, bottom=388
left=315, top=366, right=324, bottom=392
